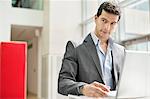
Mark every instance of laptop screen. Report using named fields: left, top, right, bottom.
left=116, top=50, right=150, bottom=98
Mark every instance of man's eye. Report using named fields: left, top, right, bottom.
left=102, top=19, right=106, bottom=23
left=111, top=23, right=116, bottom=25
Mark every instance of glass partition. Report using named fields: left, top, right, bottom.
left=119, top=0, right=149, bottom=41
left=12, top=0, right=43, bottom=10
left=119, top=0, right=150, bottom=51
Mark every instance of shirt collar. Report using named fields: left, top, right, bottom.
left=91, top=31, right=99, bottom=46
left=91, top=32, right=113, bottom=50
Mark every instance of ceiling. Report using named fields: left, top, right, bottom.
left=11, top=25, right=42, bottom=43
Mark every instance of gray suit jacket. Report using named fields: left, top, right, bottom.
left=58, top=34, right=125, bottom=96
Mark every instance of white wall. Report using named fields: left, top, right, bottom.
left=49, top=0, right=83, bottom=99
left=50, top=0, right=83, bottom=54
left=40, top=0, right=83, bottom=98
left=86, top=0, right=98, bottom=19
left=0, top=0, right=11, bottom=41
left=10, top=8, right=43, bottom=27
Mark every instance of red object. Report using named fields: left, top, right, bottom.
left=0, top=42, right=27, bottom=99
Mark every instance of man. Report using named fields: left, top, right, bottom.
left=58, top=1, right=125, bottom=97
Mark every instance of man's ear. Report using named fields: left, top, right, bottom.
left=95, top=15, right=98, bottom=20
left=95, top=15, right=99, bottom=23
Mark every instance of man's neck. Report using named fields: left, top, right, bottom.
left=95, top=34, right=108, bottom=44
left=94, top=32, right=108, bottom=44
left=100, top=39, right=108, bottom=45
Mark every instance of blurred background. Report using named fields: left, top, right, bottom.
left=0, top=0, right=149, bottom=99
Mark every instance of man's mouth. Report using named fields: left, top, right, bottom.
left=101, top=31, right=108, bottom=34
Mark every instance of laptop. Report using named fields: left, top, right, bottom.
left=108, top=50, right=150, bottom=99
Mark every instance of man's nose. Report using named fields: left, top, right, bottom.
left=104, top=23, right=110, bottom=31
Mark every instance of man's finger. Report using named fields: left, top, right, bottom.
left=93, top=82, right=110, bottom=92
left=91, top=84, right=108, bottom=97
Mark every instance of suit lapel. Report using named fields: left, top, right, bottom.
left=84, top=34, right=119, bottom=87
left=84, top=34, right=104, bottom=82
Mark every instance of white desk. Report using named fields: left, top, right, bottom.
left=68, top=95, right=150, bottom=99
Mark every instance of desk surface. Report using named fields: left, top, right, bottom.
left=68, top=95, right=150, bottom=99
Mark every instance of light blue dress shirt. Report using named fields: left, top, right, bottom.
left=91, top=32, right=113, bottom=89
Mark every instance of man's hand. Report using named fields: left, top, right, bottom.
left=81, top=81, right=110, bottom=97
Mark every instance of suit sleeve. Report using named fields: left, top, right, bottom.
left=58, top=41, right=86, bottom=96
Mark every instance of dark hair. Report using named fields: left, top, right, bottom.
left=96, top=1, right=121, bottom=21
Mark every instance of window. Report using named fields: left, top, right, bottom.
left=119, top=0, right=150, bottom=51
left=82, top=0, right=150, bottom=51
left=119, top=0, right=149, bottom=41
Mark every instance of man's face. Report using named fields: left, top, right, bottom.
left=95, top=10, right=119, bottom=41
